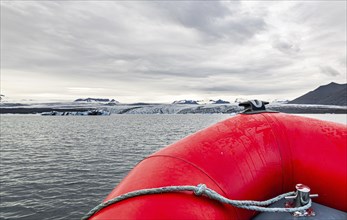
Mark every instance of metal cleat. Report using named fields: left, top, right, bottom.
left=285, top=184, right=319, bottom=217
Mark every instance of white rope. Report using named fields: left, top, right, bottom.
left=82, top=184, right=310, bottom=220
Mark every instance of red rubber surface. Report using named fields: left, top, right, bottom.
left=90, top=113, right=347, bottom=220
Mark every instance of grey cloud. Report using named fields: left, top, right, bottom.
left=2, top=2, right=134, bottom=70
left=320, top=66, right=341, bottom=76
left=154, top=1, right=267, bottom=42
left=224, top=17, right=267, bottom=42
left=1, top=1, right=267, bottom=78
left=272, top=38, right=300, bottom=54
left=291, top=2, right=346, bottom=30
left=137, top=60, right=293, bottom=81
left=174, top=79, right=303, bottom=96
left=1, top=1, right=346, bottom=102
left=339, top=56, right=346, bottom=66
left=198, top=85, right=296, bottom=95
left=155, top=2, right=232, bottom=31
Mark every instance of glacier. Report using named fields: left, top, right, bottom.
left=1, top=101, right=347, bottom=114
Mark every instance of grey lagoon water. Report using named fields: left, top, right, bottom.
left=0, top=114, right=346, bottom=219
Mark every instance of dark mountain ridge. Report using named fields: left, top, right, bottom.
left=290, top=82, right=347, bottom=106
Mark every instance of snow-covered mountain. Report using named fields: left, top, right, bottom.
left=234, top=98, right=248, bottom=103
left=172, top=100, right=199, bottom=104
left=213, top=99, right=231, bottom=104
left=271, top=99, right=290, bottom=104
left=173, top=99, right=230, bottom=105
left=74, top=98, right=119, bottom=104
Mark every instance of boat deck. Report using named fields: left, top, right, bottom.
left=253, top=199, right=347, bottom=220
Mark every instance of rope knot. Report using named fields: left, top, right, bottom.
left=194, top=184, right=207, bottom=196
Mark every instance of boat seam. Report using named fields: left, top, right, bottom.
left=260, top=113, right=288, bottom=194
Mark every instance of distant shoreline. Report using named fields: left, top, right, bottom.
left=0, top=108, right=91, bottom=114
left=1, top=105, right=346, bottom=114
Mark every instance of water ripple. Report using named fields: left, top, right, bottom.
left=0, top=114, right=230, bottom=219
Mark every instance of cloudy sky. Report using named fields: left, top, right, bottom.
left=1, top=1, right=346, bottom=103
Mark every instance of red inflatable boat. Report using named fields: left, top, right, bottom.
left=86, top=101, right=347, bottom=220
